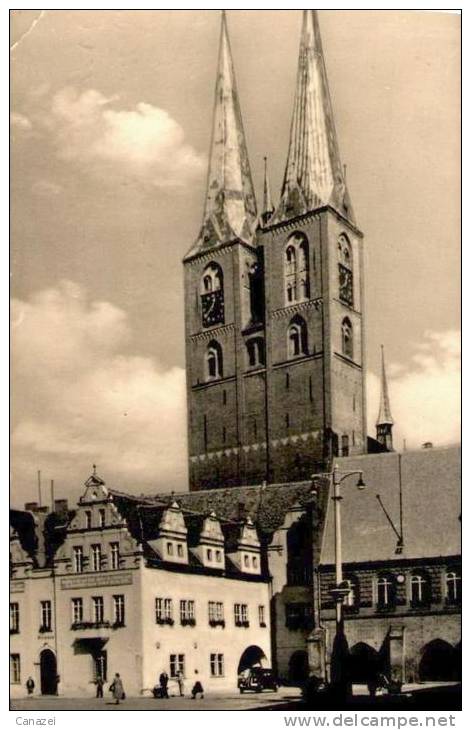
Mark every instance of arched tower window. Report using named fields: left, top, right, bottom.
left=287, top=316, right=308, bottom=358
left=246, top=337, right=265, bottom=368
left=284, top=233, right=310, bottom=304
left=206, top=341, right=223, bottom=381
left=341, top=317, right=353, bottom=359
left=201, top=263, right=224, bottom=328
left=338, top=234, right=353, bottom=306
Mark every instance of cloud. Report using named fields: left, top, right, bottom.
left=45, top=87, right=205, bottom=186
left=367, top=330, right=460, bottom=450
left=11, top=281, right=188, bottom=504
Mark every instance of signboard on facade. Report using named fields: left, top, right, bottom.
left=60, top=572, right=133, bottom=590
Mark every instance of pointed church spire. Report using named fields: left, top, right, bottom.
left=192, top=11, right=258, bottom=254
left=376, top=346, right=394, bottom=451
left=260, top=156, right=275, bottom=226
left=273, top=10, right=354, bottom=224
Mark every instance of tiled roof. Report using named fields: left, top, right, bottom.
left=153, top=481, right=319, bottom=534
left=320, top=446, right=461, bottom=565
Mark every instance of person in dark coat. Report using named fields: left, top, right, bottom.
left=95, top=675, right=104, bottom=698
left=25, top=677, right=35, bottom=696
left=110, top=673, right=125, bottom=704
left=159, top=671, right=169, bottom=699
left=191, top=670, right=204, bottom=700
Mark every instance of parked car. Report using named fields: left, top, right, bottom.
left=238, top=667, right=278, bottom=693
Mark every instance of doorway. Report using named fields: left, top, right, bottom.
left=40, top=649, right=57, bottom=695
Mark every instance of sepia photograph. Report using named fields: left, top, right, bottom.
left=10, top=7, right=461, bottom=716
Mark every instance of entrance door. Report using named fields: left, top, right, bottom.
left=40, top=649, right=57, bottom=695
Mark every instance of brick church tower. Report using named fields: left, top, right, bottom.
left=184, top=11, right=367, bottom=491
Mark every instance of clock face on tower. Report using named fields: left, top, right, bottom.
left=338, top=264, right=354, bottom=307
left=201, top=289, right=224, bottom=328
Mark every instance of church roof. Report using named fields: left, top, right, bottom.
left=377, top=345, right=394, bottom=426
left=320, top=446, right=461, bottom=566
left=273, top=11, right=354, bottom=225
left=186, top=11, right=258, bottom=258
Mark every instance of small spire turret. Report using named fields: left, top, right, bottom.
left=260, top=156, right=275, bottom=226
left=376, top=345, right=394, bottom=452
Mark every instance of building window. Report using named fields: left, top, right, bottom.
left=85, top=510, right=92, bottom=529
left=252, top=556, right=258, bottom=569
left=341, top=434, right=349, bottom=457
left=410, top=572, right=431, bottom=606
left=243, top=554, right=249, bottom=568
left=167, top=542, right=174, bottom=556
left=206, top=340, right=223, bottom=380
left=285, top=602, right=313, bottom=630
left=113, top=595, right=125, bottom=626
left=288, top=316, right=308, bottom=358
left=207, top=548, right=213, bottom=561
left=343, top=577, right=359, bottom=611
left=92, top=596, right=104, bottom=624
left=177, top=543, right=184, bottom=557
left=201, top=262, right=224, bottom=328
left=180, top=600, right=195, bottom=626
left=91, top=544, right=102, bottom=572
left=234, top=603, right=249, bottom=627
left=222, top=426, right=226, bottom=443
left=110, top=542, right=120, bottom=570
left=285, top=413, right=290, bottom=430
left=446, top=571, right=461, bottom=605
left=222, top=390, right=227, bottom=406
left=10, top=654, right=21, bottom=684
left=258, top=605, right=266, bottom=627
left=40, top=600, right=52, bottom=632
left=377, top=574, right=395, bottom=609
left=215, top=550, right=222, bottom=563
left=246, top=337, right=265, bottom=368
left=341, top=318, right=353, bottom=359
left=210, top=653, right=224, bottom=677
left=71, top=597, right=83, bottom=624
left=10, top=603, right=19, bottom=634
left=208, top=601, right=224, bottom=625
left=73, top=545, right=84, bottom=573
left=155, top=597, right=173, bottom=624
left=94, top=651, right=107, bottom=682
left=170, top=654, right=185, bottom=678
left=99, top=509, right=106, bottom=528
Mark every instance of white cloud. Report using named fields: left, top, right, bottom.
left=367, top=330, right=460, bottom=450
left=11, top=281, right=187, bottom=503
left=46, top=87, right=205, bottom=186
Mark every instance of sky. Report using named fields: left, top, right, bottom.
left=10, top=10, right=461, bottom=508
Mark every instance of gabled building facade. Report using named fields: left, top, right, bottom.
left=10, top=473, right=271, bottom=698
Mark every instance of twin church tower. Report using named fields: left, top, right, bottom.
left=183, top=11, right=390, bottom=492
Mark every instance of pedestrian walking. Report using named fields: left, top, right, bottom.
left=25, top=677, right=35, bottom=696
left=191, top=670, right=204, bottom=700
left=95, top=675, right=104, bottom=698
left=159, top=670, right=169, bottom=698
left=109, top=673, right=125, bottom=705
left=176, top=669, right=185, bottom=697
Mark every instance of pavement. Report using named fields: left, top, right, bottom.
left=10, top=686, right=303, bottom=712
left=10, top=683, right=461, bottom=712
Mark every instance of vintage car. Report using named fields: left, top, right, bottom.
left=238, top=667, right=278, bottom=693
